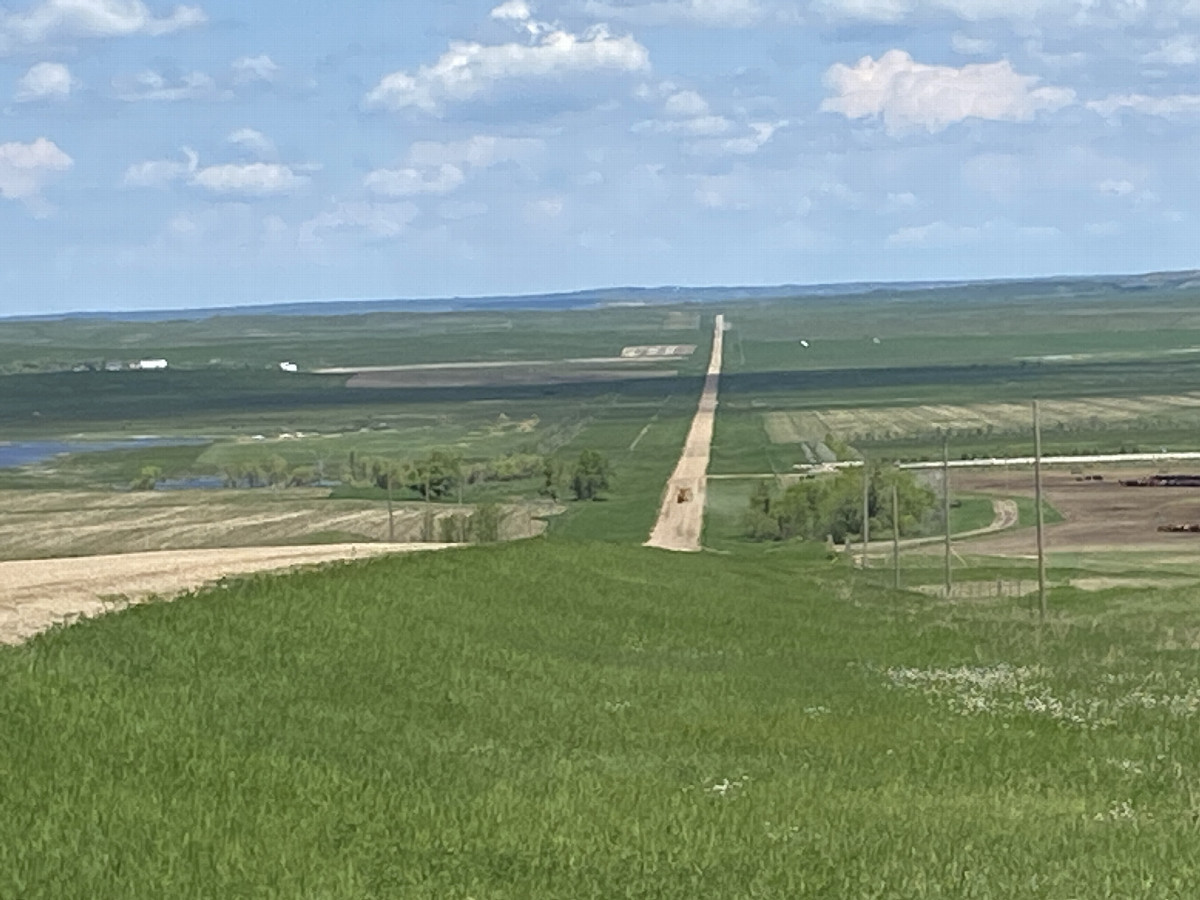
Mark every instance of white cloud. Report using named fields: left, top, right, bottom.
left=663, top=89, right=710, bottom=117
left=364, top=21, right=649, bottom=112
left=634, top=114, right=733, bottom=135
left=126, top=149, right=310, bottom=196
left=950, top=33, right=995, bottom=55
left=1, top=0, right=204, bottom=46
left=1087, top=93, right=1200, bottom=119
left=634, top=87, right=737, bottom=138
left=364, top=164, right=466, bottom=197
left=123, top=148, right=198, bottom=187
left=365, top=135, right=545, bottom=199
left=0, top=138, right=72, bottom=210
left=525, top=195, right=565, bottom=222
left=227, top=128, right=277, bottom=158
left=886, top=220, right=981, bottom=247
left=406, top=135, right=545, bottom=169
left=299, top=202, right=419, bottom=246
left=715, top=120, right=781, bottom=153
left=1143, top=36, right=1200, bottom=66
left=822, top=50, right=1075, bottom=134
left=582, top=0, right=766, bottom=27
left=15, top=62, right=73, bottom=100
left=190, top=163, right=309, bottom=196
left=491, top=0, right=533, bottom=20
left=685, top=119, right=784, bottom=154
left=114, top=69, right=222, bottom=101
left=812, top=0, right=1199, bottom=24
left=231, top=54, right=279, bottom=83
left=1097, top=178, right=1134, bottom=196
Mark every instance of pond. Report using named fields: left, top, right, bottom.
left=0, top=438, right=207, bottom=469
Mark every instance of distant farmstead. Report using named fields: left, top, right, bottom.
left=136, top=359, right=169, bottom=371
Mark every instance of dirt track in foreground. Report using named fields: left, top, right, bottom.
left=646, top=314, right=725, bottom=552
left=0, top=544, right=450, bottom=646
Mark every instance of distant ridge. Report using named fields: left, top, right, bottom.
left=7, top=268, right=1200, bottom=323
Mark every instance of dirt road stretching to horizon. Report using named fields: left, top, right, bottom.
left=646, top=314, right=725, bottom=552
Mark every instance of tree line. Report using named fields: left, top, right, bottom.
left=743, top=467, right=936, bottom=544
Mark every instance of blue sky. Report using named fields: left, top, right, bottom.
left=2, top=0, right=1200, bottom=313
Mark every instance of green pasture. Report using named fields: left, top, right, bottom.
left=0, top=306, right=711, bottom=375
left=7, top=542, right=1200, bottom=896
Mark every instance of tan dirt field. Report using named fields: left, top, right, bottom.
left=647, top=315, right=725, bottom=552
left=0, top=491, right=550, bottom=561
left=0, top=544, right=449, bottom=646
left=953, top=468, right=1200, bottom=554
left=764, top=394, right=1200, bottom=444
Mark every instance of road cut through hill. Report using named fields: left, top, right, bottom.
left=0, top=544, right=450, bottom=646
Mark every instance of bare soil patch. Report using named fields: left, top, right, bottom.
left=620, top=345, right=697, bottom=359
left=956, top=468, right=1200, bottom=554
left=765, top=394, right=1200, bottom=444
left=0, top=491, right=551, bottom=561
left=0, top=544, right=448, bottom=646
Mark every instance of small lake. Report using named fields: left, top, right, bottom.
left=0, top=438, right=207, bottom=469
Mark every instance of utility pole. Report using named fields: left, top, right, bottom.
left=1033, top=400, right=1048, bottom=622
left=861, top=462, right=870, bottom=569
left=386, top=472, right=395, bottom=543
left=943, top=435, right=952, bottom=599
left=425, top=468, right=433, bottom=543
left=892, top=483, right=901, bottom=591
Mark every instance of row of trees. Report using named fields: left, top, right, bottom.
left=744, top=467, right=936, bottom=544
left=133, top=448, right=614, bottom=502
left=350, top=449, right=612, bottom=503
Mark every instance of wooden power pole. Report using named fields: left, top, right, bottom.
left=892, top=483, right=901, bottom=591
left=386, top=472, right=395, bottom=543
left=861, top=462, right=870, bottom=569
left=943, top=436, right=952, bottom=599
left=1033, top=400, right=1048, bottom=622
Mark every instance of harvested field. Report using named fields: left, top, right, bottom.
left=620, top=345, right=696, bottom=359
left=346, top=364, right=678, bottom=389
left=951, top=468, right=1200, bottom=554
left=764, top=393, right=1200, bottom=443
left=0, top=544, right=448, bottom=646
left=0, top=490, right=551, bottom=561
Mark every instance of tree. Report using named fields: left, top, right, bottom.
left=744, top=467, right=935, bottom=544
left=404, top=450, right=461, bottom=500
left=131, top=465, right=163, bottom=491
left=266, top=454, right=290, bottom=488
left=542, top=457, right=565, bottom=501
left=571, top=450, right=612, bottom=501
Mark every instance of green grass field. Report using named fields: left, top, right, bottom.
left=5, top=542, right=1200, bottom=897
left=11, top=286, right=1200, bottom=894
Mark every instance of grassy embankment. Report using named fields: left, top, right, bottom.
left=4, top=541, right=1200, bottom=897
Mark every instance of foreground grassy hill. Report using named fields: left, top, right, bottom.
left=4, top=541, right=1200, bottom=897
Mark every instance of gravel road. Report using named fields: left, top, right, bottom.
left=645, top=314, right=725, bottom=552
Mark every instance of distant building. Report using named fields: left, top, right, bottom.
left=136, top=359, right=169, bottom=370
